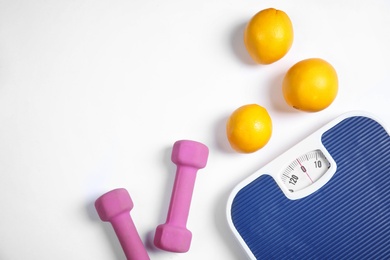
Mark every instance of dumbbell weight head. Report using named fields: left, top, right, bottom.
left=95, top=188, right=133, bottom=221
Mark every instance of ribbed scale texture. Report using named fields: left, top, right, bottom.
left=231, top=116, right=390, bottom=259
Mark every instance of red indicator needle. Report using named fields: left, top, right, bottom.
left=297, top=159, right=313, bottom=183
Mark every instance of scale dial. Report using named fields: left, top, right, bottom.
left=281, top=150, right=331, bottom=193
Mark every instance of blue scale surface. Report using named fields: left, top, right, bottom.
left=231, top=116, right=390, bottom=259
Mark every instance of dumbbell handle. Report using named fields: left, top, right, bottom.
left=165, top=166, right=198, bottom=227
left=110, top=214, right=150, bottom=260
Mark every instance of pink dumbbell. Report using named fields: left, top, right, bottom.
left=154, top=140, right=209, bottom=253
left=95, top=188, right=150, bottom=260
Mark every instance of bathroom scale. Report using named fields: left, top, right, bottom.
left=227, top=111, right=390, bottom=259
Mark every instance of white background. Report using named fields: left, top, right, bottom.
left=0, top=0, right=389, bottom=259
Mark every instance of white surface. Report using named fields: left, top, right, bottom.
left=0, top=0, right=389, bottom=259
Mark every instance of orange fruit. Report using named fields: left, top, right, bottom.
left=282, top=58, right=338, bottom=112
left=226, top=104, right=272, bottom=153
left=244, top=8, right=294, bottom=64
